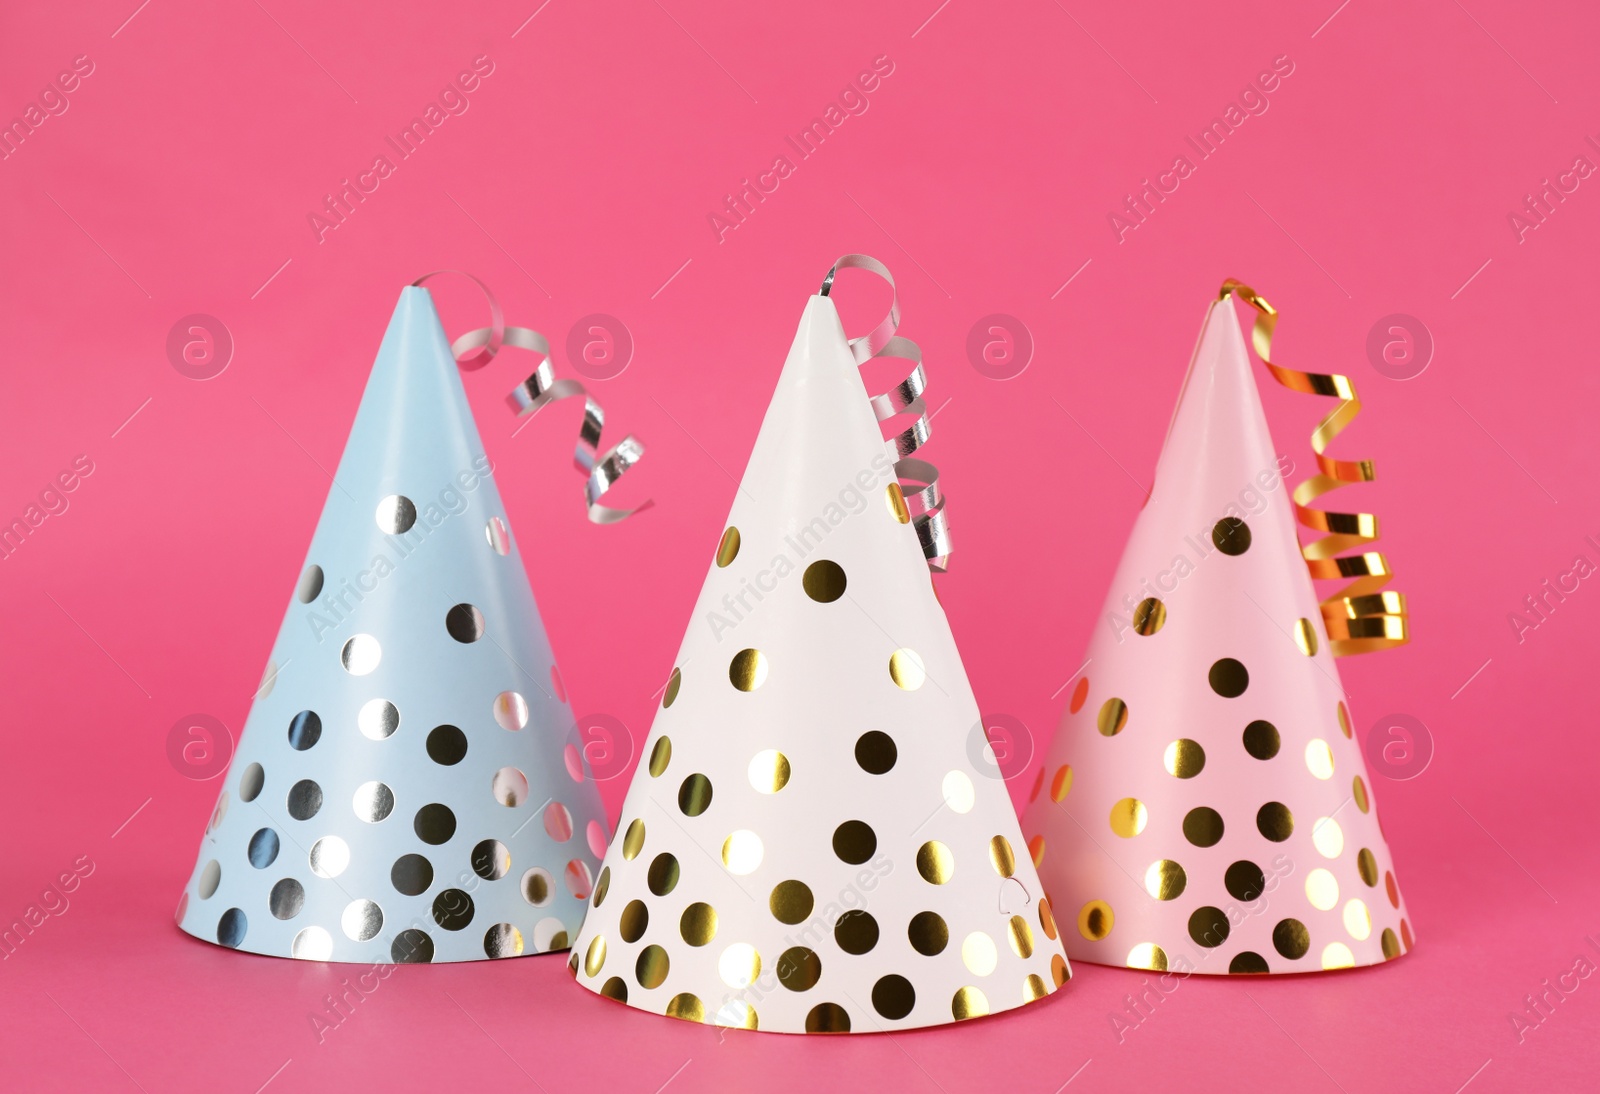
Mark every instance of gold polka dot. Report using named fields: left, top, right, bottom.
left=1337, top=700, right=1352, bottom=738
left=615, top=822, right=644, bottom=864
left=1242, top=720, right=1280, bottom=759
left=1212, top=516, right=1251, bottom=554
left=1226, top=860, right=1266, bottom=902
left=715, top=527, right=740, bottom=567
left=1023, top=974, right=1048, bottom=1002
left=1208, top=657, right=1249, bottom=697
left=889, top=648, right=926, bottom=690
left=854, top=731, right=897, bottom=774
left=1049, top=764, right=1074, bottom=801
left=1402, top=920, right=1414, bottom=950
left=908, top=911, right=949, bottom=955
left=1357, top=848, right=1379, bottom=886
left=747, top=750, right=790, bottom=793
left=584, top=935, right=606, bottom=976
left=805, top=1002, right=851, bottom=1033
left=1311, top=816, right=1344, bottom=858
left=1109, top=797, right=1148, bottom=838
left=663, top=668, right=681, bottom=708
left=802, top=559, right=847, bottom=602
left=718, top=942, right=761, bottom=988
left=1229, top=951, right=1269, bottom=974
left=961, top=932, right=998, bottom=976
left=729, top=649, right=768, bottom=691
left=1039, top=897, right=1058, bottom=940
left=989, top=836, right=1015, bottom=878
left=1294, top=618, right=1319, bottom=656
left=952, top=986, right=989, bottom=1020
left=636, top=945, right=669, bottom=989
left=619, top=900, right=648, bottom=943
left=1144, top=860, right=1187, bottom=900
left=769, top=881, right=814, bottom=925
left=871, top=974, right=915, bottom=1019
left=917, top=841, right=953, bottom=884
left=1182, top=806, right=1224, bottom=847
left=1381, top=928, right=1401, bottom=959
left=648, top=736, right=671, bottom=777
left=1321, top=942, right=1355, bottom=969
left=1051, top=953, right=1070, bottom=986
left=593, top=868, right=610, bottom=907
left=776, top=946, right=821, bottom=991
left=1076, top=899, right=1113, bottom=940
left=1028, top=834, right=1046, bottom=866
left=886, top=482, right=910, bottom=523
left=1164, top=738, right=1205, bottom=778
left=1126, top=943, right=1167, bottom=971
left=678, top=773, right=713, bottom=816
left=1257, top=802, right=1294, bottom=841
left=1069, top=677, right=1090, bottom=713
left=832, top=820, right=877, bottom=864
left=665, top=993, right=704, bottom=1022
left=1305, top=739, right=1335, bottom=780
left=599, top=976, right=627, bottom=1000
left=1343, top=898, right=1372, bottom=941
left=1133, top=597, right=1167, bottom=636
left=680, top=902, right=718, bottom=946
left=721, top=830, right=763, bottom=874
left=1097, top=697, right=1128, bottom=736
left=1007, top=916, right=1034, bottom=958
left=647, top=853, right=680, bottom=896
left=714, top=1000, right=758, bottom=1029
left=942, top=770, right=976, bottom=813
left=1353, top=775, right=1370, bottom=813
left=1306, top=868, right=1339, bottom=910
left=834, top=910, right=879, bottom=955
left=1187, top=905, right=1230, bottom=948
left=1273, top=918, right=1310, bottom=959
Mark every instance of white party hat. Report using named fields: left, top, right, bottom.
left=176, top=285, right=621, bottom=962
left=569, top=259, right=1070, bottom=1033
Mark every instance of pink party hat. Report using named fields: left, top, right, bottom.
left=569, top=258, right=1069, bottom=1033
left=1020, top=291, right=1412, bottom=976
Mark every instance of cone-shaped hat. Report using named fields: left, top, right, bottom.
left=177, top=287, right=608, bottom=962
left=1020, top=297, right=1413, bottom=975
left=570, top=287, right=1069, bottom=1034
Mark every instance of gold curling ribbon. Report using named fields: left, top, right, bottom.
left=1219, top=279, right=1408, bottom=656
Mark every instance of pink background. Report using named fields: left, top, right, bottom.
left=1, top=0, right=1595, bottom=1090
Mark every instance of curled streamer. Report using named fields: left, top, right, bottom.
left=412, top=271, right=650, bottom=524
left=1220, top=278, right=1408, bottom=656
left=821, top=254, right=951, bottom=571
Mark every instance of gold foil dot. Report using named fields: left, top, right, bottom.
left=1321, top=942, right=1355, bottom=969
left=909, top=911, right=949, bottom=955
left=622, top=819, right=646, bottom=860
left=375, top=494, right=415, bottom=534
left=1023, top=973, right=1048, bottom=1002
left=872, top=974, right=915, bottom=1020
left=1208, top=657, right=1249, bottom=697
left=833, top=821, right=877, bottom=865
left=1242, top=719, right=1279, bottom=759
left=961, top=932, right=998, bottom=976
left=1294, top=617, right=1319, bottom=656
left=747, top=750, right=791, bottom=794
left=1256, top=802, right=1294, bottom=842
left=1402, top=920, right=1414, bottom=951
left=805, top=1003, right=851, bottom=1033
left=1182, top=806, right=1224, bottom=847
left=1126, top=943, right=1167, bottom=971
left=942, top=770, right=975, bottom=813
left=1291, top=918, right=1339, bottom=968
left=1381, top=928, right=1401, bottom=959
left=1312, top=816, right=1344, bottom=859
left=855, top=731, right=897, bottom=774
left=341, top=634, right=381, bottom=675
left=665, top=993, right=705, bottom=1022
left=1229, top=951, right=1269, bottom=974
left=584, top=936, right=607, bottom=976
left=802, top=559, right=847, bottom=602
left=635, top=944, right=669, bottom=989
left=1188, top=906, right=1230, bottom=948
left=1358, top=848, right=1379, bottom=886
left=492, top=691, right=529, bottom=731
left=1305, top=738, right=1335, bottom=780
left=1077, top=900, right=1113, bottom=941
left=1212, top=516, right=1251, bottom=555
left=834, top=910, right=879, bottom=955
left=593, top=867, right=610, bottom=907
left=1225, top=860, right=1265, bottom=902
left=1132, top=597, right=1167, bottom=636
left=718, top=943, right=761, bottom=989
left=619, top=900, right=649, bottom=943
left=1306, top=868, right=1340, bottom=911
left=647, top=853, right=680, bottom=896
left=1343, top=898, right=1372, bottom=941
left=680, top=902, right=718, bottom=946
left=663, top=668, right=681, bottom=709
left=916, top=841, right=953, bottom=884
left=989, top=835, right=1016, bottom=878
left=721, top=830, right=764, bottom=875
left=1051, top=954, right=1069, bottom=986
left=1144, top=859, right=1187, bottom=900
left=1338, top=700, right=1352, bottom=738
left=715, top=527, right=740, bottom=567
left=1164, top=739, right=1205, bottom=778
left=1007, top=916, right=1035, bottom=958
left=729, top=649, right=768, bottom=691
left=1028, top=834, right=1046, bottom=867
left=769, top=881, right=814, bottom=925
left=886, top=482, right=911, bottom=523
left=1050, top=764, right=1074, bottom=801
left=1353, top=775, right=1370, bottom=813
left=1039, top=897, right=1058, bottom=941
left=677, top=773, right=713, bottom=816
left=1387, top=872, right=1400, bottom=908
left=889, top=648, right=926, bottom=690
left=648, top=736, right=672, bottom=777
left=951, top=986, right=989, bottom=1021
left=1109, top=797, right=1148, bottom=838
left=1070, top=676, right=1090, bottom=713
left=776, top=946, right=821, bottom=991
left=1097, top=697, right=1128, bottom=736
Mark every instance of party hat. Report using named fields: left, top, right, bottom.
left=569, top=257, right=1069, bottom=1033
left=1020, top=288, right=1413, bottom=976
left=176, top=285, right=621, bottom=963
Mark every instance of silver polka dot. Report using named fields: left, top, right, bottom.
left=287, top=779, right=323, bottom=821
left=292, top=926, right=333, bottom=960
left=446, top=604, right=485, bottom=643
left=358, top=699, right=399, bottom=740
left=492, top=767, right=529, bottom=807
left=521, top=867, right=553, bottom=906
left=309, top=836, right=350, bottom=878
left=257, top=660, right=279, bottom=699
left=341, top=635, right=381, bottom=675
left=239, top=763, right=264, bottom=803
left=485, top=517, right=511, bottom=555
left=296, top=564, right=324, bottom=604
left=269, top=878, right=305, bottom=920
left=493, top=691, right=528, bottom=731
left=342, top=899, right=383, bottom=941
left=473, top=839, right=511, bottom=881
left=375, top=495, right=416, bottom=534
left=198, top=859, right=221, bottom=899
left=352, top=781, right=394, bottom=823
left=484, top=923, right=523, bottom=958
